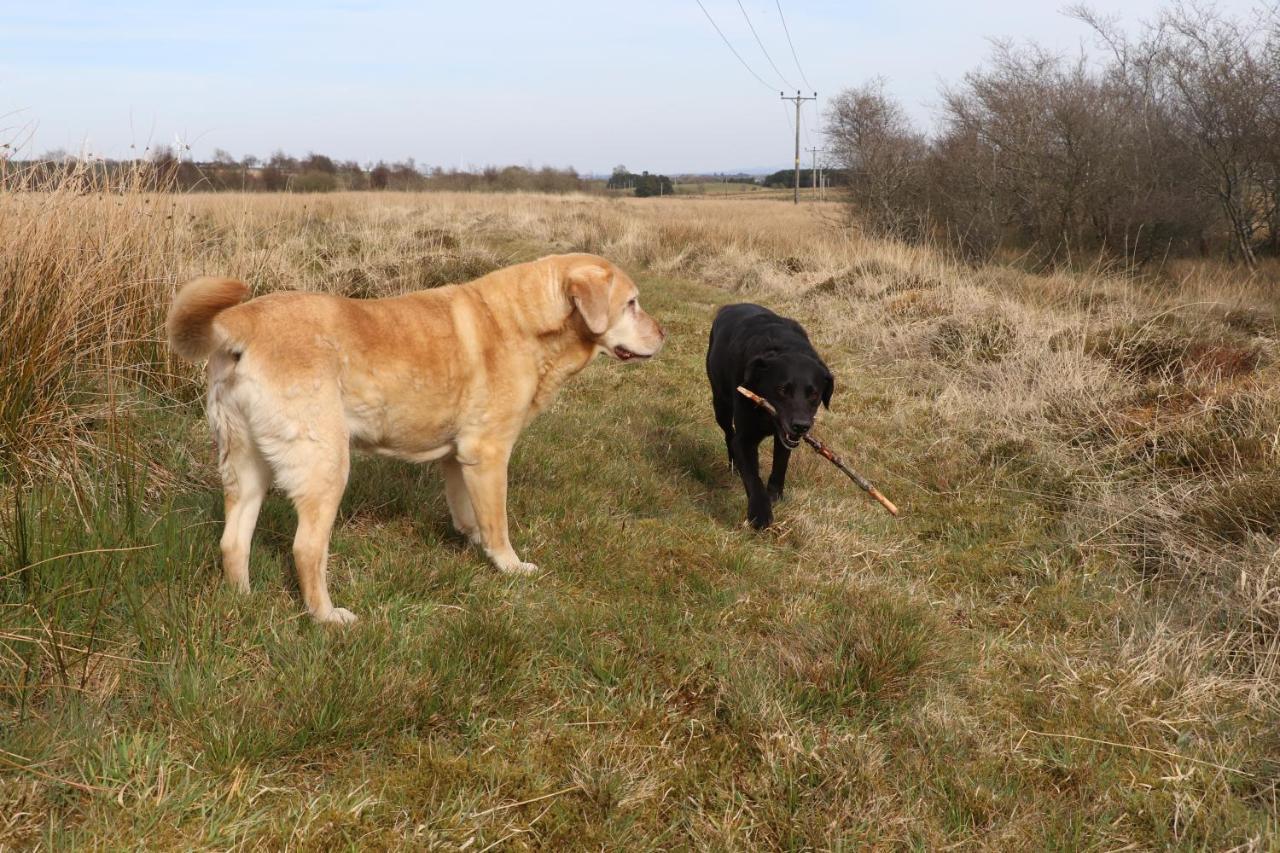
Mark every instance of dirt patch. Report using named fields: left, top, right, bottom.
left=413, top=227, right=460, bottom=249
left=808, top=260, right=943, bottom=298
left=1085, top=317, right=1266, bottom=381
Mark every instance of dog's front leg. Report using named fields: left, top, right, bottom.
left=731, top=433, right=772, bottom=529
left=767, top=436, right=791, bottom=504
left=459, top=445, right=538, bottom=575
left=441, top=457, right=481, bottom=544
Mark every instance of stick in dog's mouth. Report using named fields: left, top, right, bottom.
left=736, top=384, right=900, bottom=517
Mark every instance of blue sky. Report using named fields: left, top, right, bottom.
left=1, top=1, right=1265, bottom=173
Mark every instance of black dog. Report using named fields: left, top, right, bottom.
left=706, top=303, right=833, bottom=529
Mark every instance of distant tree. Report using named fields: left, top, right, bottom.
left=302, top=152, right=337, bottom=174
left=633, top=170, right=673, bottom=197
left=260, top=150, right=291, bottom=191
left=607, top=166, right=634, bottom=190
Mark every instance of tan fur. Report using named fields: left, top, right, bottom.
left=167, top=253, right=664, bottom=624
left=166, top=277, right=251, bottom=361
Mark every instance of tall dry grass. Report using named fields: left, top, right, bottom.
left=4, top=180, right=1279, bottom=736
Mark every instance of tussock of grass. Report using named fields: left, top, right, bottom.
left=3, top=187, right=1280, bottom=846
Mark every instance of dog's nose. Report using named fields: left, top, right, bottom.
left=792, top=421, right=811, bottom=435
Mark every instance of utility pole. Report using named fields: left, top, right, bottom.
left=781, top=90, right=816, bottom=204
left=806, top=146, right=827, bottom=201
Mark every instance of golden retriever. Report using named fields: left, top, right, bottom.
left=167, top=253, right=665, bottom=623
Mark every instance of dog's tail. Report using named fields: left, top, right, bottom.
left=166, top=277, right=250, bottom=362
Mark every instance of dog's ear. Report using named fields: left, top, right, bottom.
left=821, top=370, right=834, bottom=409
left=746, top=353, right=774, bottom=386
left=567, top=261, right=614, bottom=336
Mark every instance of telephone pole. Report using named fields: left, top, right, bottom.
left=781, top=90, right=816, bottom=204
left=806, top=146, right=827, bottom=201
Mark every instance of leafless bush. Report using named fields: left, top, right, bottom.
left=826, top=80, right=929, bottom=242
left=825, top=1, right=1279, bottom=266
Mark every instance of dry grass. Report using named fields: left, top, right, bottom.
left=3, top=179, right=1280, bottom=846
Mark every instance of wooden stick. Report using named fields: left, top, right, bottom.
left=736, top=385, right=899, bottom=516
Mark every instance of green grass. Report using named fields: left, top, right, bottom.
left=3, top=261, right=1277, bottom=847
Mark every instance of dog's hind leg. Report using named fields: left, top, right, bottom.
left=291, top=486, right=352, bottom=624
left=441, top=457, right=480, bottom=543
left=219, top=441, right=272, bottom=594
left=209, top=363, right=271, bottom=594
left=273, top=421, right=355, bottom=625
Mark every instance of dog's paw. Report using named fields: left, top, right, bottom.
left=313, top=607, right=359, bottom=625
left=498, top=561, right=539, bottom=576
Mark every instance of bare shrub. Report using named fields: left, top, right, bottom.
left=824, top=1, right=1280, bottom=266
left=826, top=80, right=929, bottom=242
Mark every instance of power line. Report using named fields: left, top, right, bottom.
left=775, top=0, right=814, bottom=91
left=736, top=0, right=795, bottom=90
left=694, top=0, right=776, bottom=92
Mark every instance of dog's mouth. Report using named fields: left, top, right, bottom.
left=613, top=345, right=652, bottom=362
left=779, top=430, right=802, bottom=449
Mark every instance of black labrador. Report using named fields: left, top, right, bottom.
left=706, top=303, right=833, bottom=529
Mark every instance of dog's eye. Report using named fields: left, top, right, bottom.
left=780, top=384, right=794, bottom=396
left=627, top=297, right=638, bottom=310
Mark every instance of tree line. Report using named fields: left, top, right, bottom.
left=825, top=2, right=1280, bottom=265
left=4, top=148, right=588, bottom=194
left=761, top=168, right=846, bottom=189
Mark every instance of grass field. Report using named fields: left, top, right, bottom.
left=672, top=181, right=770, bottom=196
left=4, top=186, right=1280, bottom=848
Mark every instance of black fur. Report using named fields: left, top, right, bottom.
left=706, top=303, right=834, bottom=529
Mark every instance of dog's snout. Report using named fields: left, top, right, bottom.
left=792, top=421, right=812, bottom=435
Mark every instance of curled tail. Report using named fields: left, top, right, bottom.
left=166, top=277, right=250, bottom=362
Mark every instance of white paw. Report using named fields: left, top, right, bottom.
left=454, top=524, right=484, bottom=546
left=498, top=561, right=539, bottom=576
left=313, top=607, right=359, bottom=625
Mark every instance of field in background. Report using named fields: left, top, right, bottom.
left=3, top=188, right=1280, bottom=847
left=672, top=181, right=770, bottom=196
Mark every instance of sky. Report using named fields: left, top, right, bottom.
left=1, top=1, right=1268, bottom=174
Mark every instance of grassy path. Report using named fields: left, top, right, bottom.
left=3, top=266, right=1273, bottom=848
